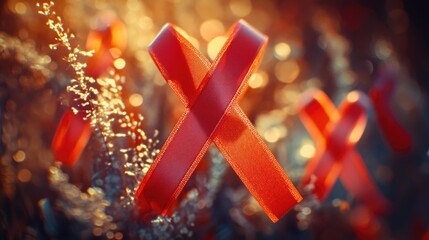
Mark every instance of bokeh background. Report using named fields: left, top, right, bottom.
left=1, top=0, right=429, bottom=239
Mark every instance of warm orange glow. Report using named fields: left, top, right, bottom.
left=86, top=11, right=127, bottom=53
left=13, top=150, right=26, bottom=162
left=113, top=58, right=126, bottom=69
left=275, top=60, right=300, bottom=83
left=14, top=2, right=26, bottom=15
left=248, top=72, right=268, bottom=88
left=229, top=0, right=252, bottom=17
left=299, top=143, right=316, bottom=158
left=17, top=169, right=31, bottom=182
left=274, top=42, right=291, bottom=60
left=129, top=93, right=144, bottom=107
left=207, top=36, right=227, bottom=60
left=200, top=19, right=225, bottom=42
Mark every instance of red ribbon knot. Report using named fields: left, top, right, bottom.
left=299, top=90, right=389, bottom=214
left=136, top=20, right=302, bottom=222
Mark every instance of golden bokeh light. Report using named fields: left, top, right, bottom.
left=15, top=2, right=26, bottom=14
left=299, top=143, right=316, bottom=159
left=207, top=36, right=227, bottom=61
left=138, top=16, right=154, bottom=31
left=274, top=60, right=300, bottom=83
left=248, top=71, right=268, bottom=89
left=346, top=91, right=360, bottom=103
left=263, top=126, right=288, bottom=143
left=13, top=150, right=26, bottom=163
left=274, top=42, right=291, bottom=61
left=129, top=93, right=143, bottom=107
left=113, top=58, right=126, bottom=70
left=200, top=19, right=225, bottom=42
left=229, top=0, right=252, bottom=17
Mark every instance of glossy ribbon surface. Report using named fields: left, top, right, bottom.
left=136, top=20, right=302, bottom=222
left=299, top=90, right=388, bottom=214
left=51, top=111, right=91, bottom=165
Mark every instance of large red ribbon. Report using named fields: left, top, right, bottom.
left=136, top=20, right=302, bottom=222
left=299, top=90, right=389, bottom=214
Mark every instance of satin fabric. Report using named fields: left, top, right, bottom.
left=136, top=20, right=302, bottom=222
left=51, top=110, right=91, bottom=166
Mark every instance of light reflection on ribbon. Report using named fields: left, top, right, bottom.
left=51, top=111, right=91, bottom=165
left=299, top=89, right=389, bottom=214
left=136, top=20, right=302, bottom=222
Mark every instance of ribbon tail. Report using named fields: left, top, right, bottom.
left=369, top=89, right=413, bottom=153
left=302, top=148, right=343, bottom=201
left=340, top=150, right=389, bottom=215
left=214, top=105, right=302, bottom=222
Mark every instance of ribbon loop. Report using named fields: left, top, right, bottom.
left=299, top=90, right=388, bottom=214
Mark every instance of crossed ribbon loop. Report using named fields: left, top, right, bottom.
left=136, top=20, right=302, bottom=222
left=299, top=90, right=389, bottom=214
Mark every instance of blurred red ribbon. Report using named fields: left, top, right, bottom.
left=369, top=68, right=413, bottom=153
left=52, top=12, right=126, bottom=166
left=136, top=20, right=302, bottom=222
left=299, top=90, right=389, bottom=214
left=51, top=111, right=92, bottom=165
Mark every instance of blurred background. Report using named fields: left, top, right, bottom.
left=1, top=0, right=429, bottom=239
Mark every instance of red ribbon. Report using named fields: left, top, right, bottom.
left=299, top=90, right=388, bottom=214
left=51, top=111, right=91, bottom=165
left=136, top=20, right=302, bottom=222
left=52, top=12, right=126, bottom=166
left=369, top=68, right=413, bottom=153
left=85, top=11, right=127, bottom=78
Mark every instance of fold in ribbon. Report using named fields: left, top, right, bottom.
left=299, top=90, right=389, bottom=214
left=136, top=20, right=302, bottom=222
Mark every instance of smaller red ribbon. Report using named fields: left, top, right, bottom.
left=349, top=205, right=382, bottom=240
left=52, top=12, right=126, bottom=165
left=136, top=20, right=302, bottom=222
left=51, top=111, right=91, bottom=165
left=85, top=11, right=127, bottom=78
left=369, top=68, right=413, bottom=153
left=299, top=90, right=389, bottom=214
